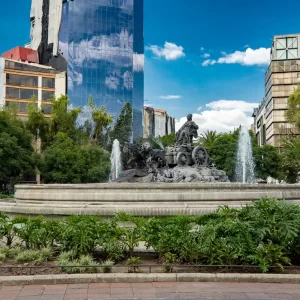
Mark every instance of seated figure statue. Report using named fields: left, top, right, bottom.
left=176, top=114, right=199, bottom=145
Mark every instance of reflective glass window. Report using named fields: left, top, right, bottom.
left=59, top=0, right=144, bottom=140
left=42, top=78, right=55, bottom=88
left=5, top=101, right=38, bottom=113
left=6, top=73, right=38, bottom=87
left=6, top=87, right=38, bottom=100
left=42, top=91, right=55, bottom=101
left=42, top=104, right=53, bottom=114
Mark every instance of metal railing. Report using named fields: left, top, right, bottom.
left=0, top=264, right=299, bottom=275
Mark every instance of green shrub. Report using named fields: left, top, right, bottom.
left=101, top=259, right=114, bottom=273
left=101, top=241, right=125, bottom=261
left=59, top=215, right=100, bottom=256
left=78, top=255, right=99, bottom=273
left=57, top=253, right=99, bottom=274
left=15, top=250, right=40, bottom=263
left=126, top=257, right=142, bottom=273
left=15, top=217, right=61, bottom=249
left=15, top=247, right=53, bottom=264
left=0, top=246, right=10, bottom=256
left=7, top=246, right=23, bottom=258
left=162, top=252, right=178, bottom=273
left=0, top=194, right=13, bottom=199
left=248, top=243, right=291, bottom=273
left=0, top=214, right=25, bottom=246
left=0, top=252, right=6, bottom=263
left=38, top=247, right=53, bottom=262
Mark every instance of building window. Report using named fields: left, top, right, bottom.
left=6, top=87, right=38, bottom=100
left=6, top=73, right=38, bottom=87
left=276, top=37, right=298, bottom=60
left=42, top=91, right=55, bottom=101
left=5, top=101, right=38, bottom=113
left=42, top=104, right=53, bottom=114
left=42, top=78, right=55, bottom=88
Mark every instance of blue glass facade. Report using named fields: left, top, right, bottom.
left=59, top=0, right=144, bottom=140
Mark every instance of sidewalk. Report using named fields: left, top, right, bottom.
left=0, top=282, right=299, bottom=300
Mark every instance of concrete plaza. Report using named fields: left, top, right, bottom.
left=0, top=282, right=299, bottom=300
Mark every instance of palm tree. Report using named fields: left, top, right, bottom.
left=196, top=130, right=220, bottom=148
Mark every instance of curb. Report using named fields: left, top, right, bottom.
left=1, top=273, right=300, bottom=286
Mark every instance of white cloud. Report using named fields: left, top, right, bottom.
left=202, top=59, right=216, bottom=66
left=202, top=53, right=210, bottom=58
left=206, top=100, right=259, bottom=113
left=160, top=95, right=182, bottom=100
left=197, top=106, right=202, bottom=111
left=147, top=42, right=185, bottom=60
left=175, top=100, right=259, bottom=135
left=202, top=47, right=271, bottom=67
left=200, top=47, right=205, bottom=51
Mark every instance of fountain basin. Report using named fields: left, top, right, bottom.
left=0, top=183, right=300, bottom=216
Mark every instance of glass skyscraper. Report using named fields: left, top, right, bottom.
left=30, top=0, right=144, bottom=140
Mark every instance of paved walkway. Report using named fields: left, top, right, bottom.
left=0, top=282, right=299, bottom=300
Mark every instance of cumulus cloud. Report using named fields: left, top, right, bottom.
left=202, top=59, right=216, bottom=66
left=160, top=95, right=182, bottom=100
left=202, top=53, right=210, bottom=58
left=197, top=106, right=202, bottom=111
left=202, top=47, right=271, bottom=67
left=206, top=100, right=259, bottom=113
left=147, top=42, right=185, bottom=60
left=200, top=47, right=205, bottom=51
left=175, top=100, right=259, bottom=135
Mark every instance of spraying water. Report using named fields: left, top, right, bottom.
left=234, top=126, right=255, bottom=183
left=110, top=139, right=122, bottom=181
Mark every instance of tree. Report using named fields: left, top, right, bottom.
left=41, top=132, right=110, bottom=184
left=281, top=137, right=300, bottom=183
left=0, top=110, right=37, bottom=187
left=207, top=130, right=239, bottom=178
left=26, top=100, right=49, bottom=150
left=161, top=133, right=176, bottom=147
left=196, top=130, right=220, bottom=150
left=109, top=102, right=133, bottom=149
left=253, top=145, right=282, bottom=180
left=88, top=97, right=113, bottom=146
left=48, top=95, right=82, bottom=144
left=285, top=85, right=300, bottom=131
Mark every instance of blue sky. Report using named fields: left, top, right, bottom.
left=0, top=0, right=299, bottom=132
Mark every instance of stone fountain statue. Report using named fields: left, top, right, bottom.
left=116, top=114, right=229, bottom=183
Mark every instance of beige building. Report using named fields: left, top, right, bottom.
left=144, top=106, right=175, bottom=137
left=0, top=57, right=66, bottom=120
left=253, top=34, right=300, bottom=147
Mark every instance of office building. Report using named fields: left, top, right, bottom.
left=29, top=0, right=144, bottom=140
left=253, top=34, right=300, bottom=147
left=144, top=106, right=176, bottom=138
left=0, top=48, right=66, bottom=119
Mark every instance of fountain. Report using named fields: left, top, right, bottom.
left=2, top=115, right=300, bottom=217
left=110, top=139, right=122, bottom=181
left=234, top=126, right=255, bottom=184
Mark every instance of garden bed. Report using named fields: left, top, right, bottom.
left=1, top=199, right=300, bottom=275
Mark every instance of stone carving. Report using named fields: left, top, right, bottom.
left=116, top=114, right=229, bottom=183
left=176, top=114, right=199, bottom=145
